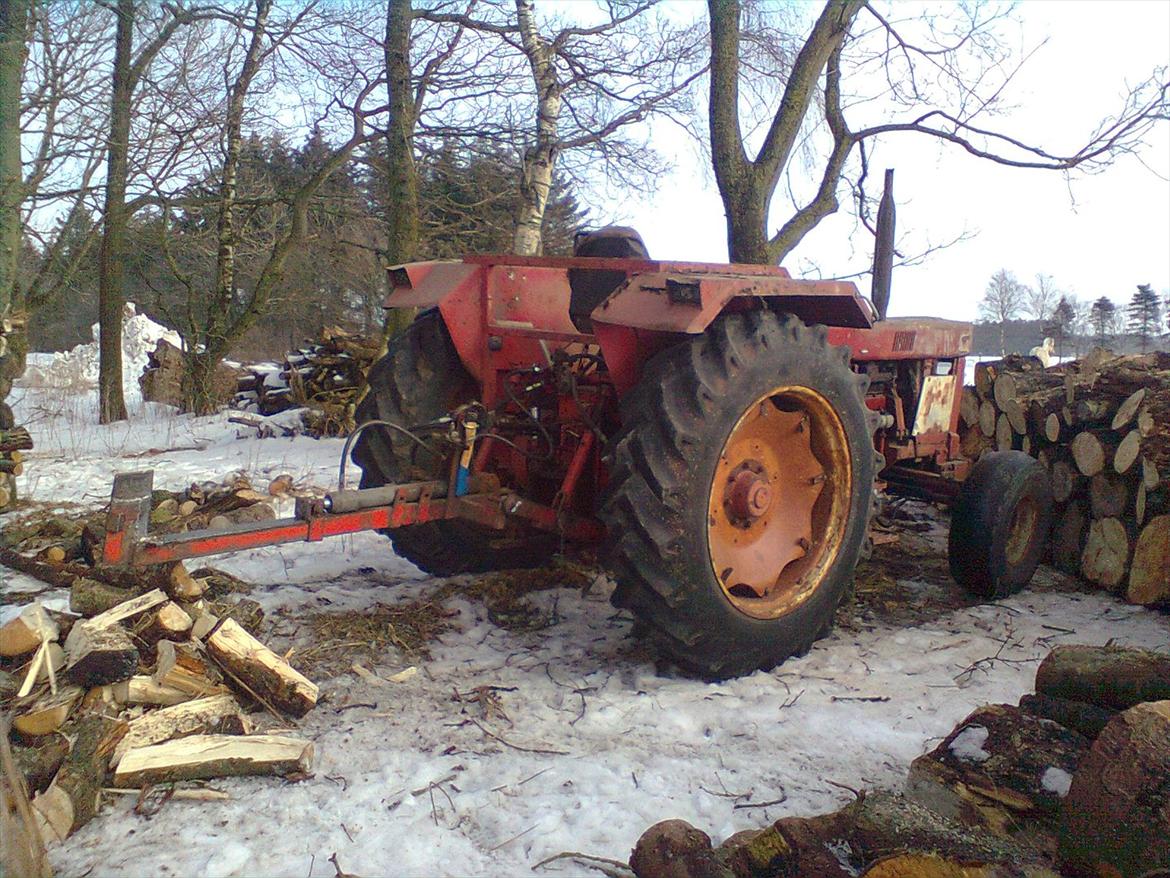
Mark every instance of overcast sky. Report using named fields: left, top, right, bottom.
left=615, top=0, right=1170, bottom=323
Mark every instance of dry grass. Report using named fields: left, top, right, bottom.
left=293, top=597, right=459, bottom=677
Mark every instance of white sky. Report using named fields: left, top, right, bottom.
left=618, top=0, right=1170, bottom=322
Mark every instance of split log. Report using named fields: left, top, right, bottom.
left=1057, top=701, right=1170, bottom=877
left=0, top=605, right=57, bottom=658
left=1017, top=693, right=1116, bottom=741
left=1079, top=517, right=1130, bottom=590
left=137, top=601, right=193, bottom=644
left=1088, top=472, right=1130, bottom=519
left=153, top=640, right=229, bottom=697
left=155, top=561, right=204, bottom=602
left=206, top=618, right=318, bottom=717
left=62, top=624, right=139, bottom=687
left=101, top=675, right=195, bottom=707
left=12, top=687, right=83, bottom=738
left=906, top=704, right=1088, bottom=836
left=69, top=578, right=136, bottom=617
left=112, top=694, right=251, bottom=766
left=81, top=587, right=167, bottom=629
left=1035, top=644, right=1170, bottom=711
left=32, top=714, right=128, bottom=843
left=1125, top=514, right=1170, bottom=607
left=112, top=734, right=314, bottom=787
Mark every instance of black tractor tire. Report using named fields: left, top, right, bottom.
left=352, top=311, right=544, bottom=576
left=949, top=450, right=1053, bottom=598
left=600, top=311, right=875, bottom=678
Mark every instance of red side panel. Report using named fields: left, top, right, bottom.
left=827, top=317, right=973, bottom=360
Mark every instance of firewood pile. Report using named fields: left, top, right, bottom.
left=957, top=349, right=1169, bottom=608
left=630, top=643, right=1170, bottom=878
left=1, top=500, right=318, bottom=848
left=0, top=425, right=31, bottom=510
left=233, top=326, right=380, bottom=437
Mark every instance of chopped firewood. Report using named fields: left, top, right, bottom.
left=32, top=715, right=128, bottom=842
left=0, top=605, right=58, bottom=658
left=37, top=547, right=65, bottom=564
left=1035, top=644, right=1170, bottom=711
left=112, top=694, right=251, bottom=766
left=80, top=587, right=167, bottom=630
left=13, top=687, right=83, bottom=738
left=1058, top=700, right=1170, bottom=877
left=113, top=734, right=314, bottom=787
left=17, top=642, right=64, bottom=698
left=206, top=619, right=318, bottom=718
left=138, top=601, right=194, bottom=644
left=267, top=475, right=293, bottom=496
left=1125, top=514, right=1170, bottom=607
left=157, top=561, right=204, bottom=602
left=63, top=624, right=139, bottom=688
left=69, top=578, right=138, bottom=617
left=153, top=640, right=229, bottom=697
left=906, top=704, right=1088, bottom=838
left=716, top=812, right=856, bottom=877
left=101, top=675, right=195, bottom=707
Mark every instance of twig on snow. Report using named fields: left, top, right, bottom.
left=532, top=851, right=635, bottom=878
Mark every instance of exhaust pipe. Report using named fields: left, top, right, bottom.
left=871, top=168, right=895, bottom=321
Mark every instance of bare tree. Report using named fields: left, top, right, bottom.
left=96, top=0, right=224, bottom=423
left=1027, top=273, right=1061, bottom=322
left=979, top=268, right=1025, bottom=355
left=418, top=0, right=705, bottom=255
left=707, top=0, right=1170, bottom=265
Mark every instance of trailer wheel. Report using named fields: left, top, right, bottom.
left=949, top=451, right=1053, bottom=598
left=352, top=311, right=545, bottom=575
left=600, top=311, right=874, bottom=678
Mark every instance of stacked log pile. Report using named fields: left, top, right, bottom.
left=232, top=326, right=380, bottom=436
left=957, top=350, right=1169, bottom=607
left=629, top=644, right=1170, bottom=878
left=0, top=563, right=317, bottom=847
left=0, top=424, right=31, bottom=510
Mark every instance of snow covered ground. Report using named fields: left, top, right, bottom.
left=2, top=343, right=1168, bottom=878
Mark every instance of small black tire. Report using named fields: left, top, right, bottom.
left=352, top=311, right=547, bottom=576
left=949, top=451, right=1053, bottom=598
left=600, top=310, right=874, bottom=679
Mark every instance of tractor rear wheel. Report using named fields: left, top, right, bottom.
left=352, top=311, right=541, bottom=576
left=601, top=311, right=874, bottom=678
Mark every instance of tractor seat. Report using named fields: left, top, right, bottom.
left=568, top=226, right=650, bottom=332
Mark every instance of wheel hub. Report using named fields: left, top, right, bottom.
left=707, top=387, right=851, bottom=619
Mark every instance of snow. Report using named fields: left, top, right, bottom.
left=1041, top=766, right=1074, bottom=797
left=948, top=725, right=991, bottom=763
left=3, top=368, right=1168, bottom=878
left=15, top=303, right=181, bottom=408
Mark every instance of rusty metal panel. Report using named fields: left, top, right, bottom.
left=914, top=374, right=958, bottom=435
left=829, top=317, right=973, bottom=361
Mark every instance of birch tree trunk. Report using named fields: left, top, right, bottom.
left=512, top=0, right=560, bottom=256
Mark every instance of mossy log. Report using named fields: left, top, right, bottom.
left=1035, top=644, right=1170, bottom=711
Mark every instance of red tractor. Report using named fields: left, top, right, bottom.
left=102, top=228, right=1052, bottom=678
